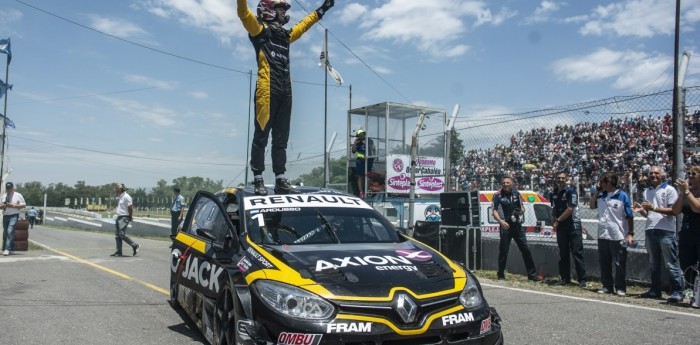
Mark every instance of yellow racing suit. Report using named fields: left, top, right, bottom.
left=237, top=0, right=320, bottom=175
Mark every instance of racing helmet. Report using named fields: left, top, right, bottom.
left=257, top=0, right=291, bottom=24
left=356, top=129, right=366, bottom=136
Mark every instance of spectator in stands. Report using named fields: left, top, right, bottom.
left=492, top=175, right=540, bottom=282
left=672, top=165, right=700, bottom=302
left=635, top=167, right=684, bottom=302
left=551, top=171, right=587, bottom=288
left=591, top=172, right=634, bottom=296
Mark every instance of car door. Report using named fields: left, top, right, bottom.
left=176, top=191, right=238, bottom=299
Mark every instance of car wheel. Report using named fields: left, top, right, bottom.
left=214, top=285, right=236, bottom=345
left=169, top=279, right=181, bottom=309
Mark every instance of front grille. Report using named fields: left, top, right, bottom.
left=337, top=295, right=459, bottom=328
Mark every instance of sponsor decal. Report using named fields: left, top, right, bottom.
left=395, top=249, right=433, bottom=262
left=237, top=256, right=252, bottom=272
left=387, top=174, right=411, bottom=191
left=327, top=322, right=372, bottom=333
left=392, top=158, right=404, bottom=173
left=480, top=317, right=492, bottom=334
left=441, top=312, right=474, bottom=326
left=246, top=247, right=274, bottom=269
left=277, top=332, right=323, bottom=345
left=417, top=177, right=444, bottom=192
left=171, top=248, right=224, bottom=293
left=244, top=195, right=370, bottom=210
left=315, top=255, right=415, bottom=272
left=424, top=204, right=441, bottom=222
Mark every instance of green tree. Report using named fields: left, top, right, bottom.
left=17, top=181, right=45, bottom=206
left=292, top=156, right=348, bottom=187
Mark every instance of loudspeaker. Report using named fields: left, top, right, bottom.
left=413, top=221, right=440, bottom=250
left=441, top=209, right=468, bottom=227
left=440, top=192, right=470, bottom=210
left=438, top=226, right=482, bottom=271
left=441, top=190, right=480, bottom=227
left=439, top=226, right=466, bottom=266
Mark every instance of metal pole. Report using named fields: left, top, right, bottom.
left=408, top=112, right=427, bottom=235
left=671, top=0, right=681, bottom=183
left=245, top=69, right=253, bottom=186
left=1, top=55, right=9, bottom=186
left=323, top=29, right=329, bottom=188
left=445, top=105, right=460, bottom=192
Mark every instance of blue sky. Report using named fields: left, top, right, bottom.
left=1, top=0, right=699, bottom=189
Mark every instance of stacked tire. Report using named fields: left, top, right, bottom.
left=13, top=219, right=29, bottom=251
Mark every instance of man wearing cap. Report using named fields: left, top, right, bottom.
left=1, top=182, right=25, bottom=256
left=351, top=129, right=375, bottom=199
left=170, top=187, right=186, bottom=239
left=111, top=183, right=139, bottom=257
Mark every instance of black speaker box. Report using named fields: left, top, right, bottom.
left=413, top=221, right=440, bottom=250
left=441, top=209, right=468, bottom=226
left=440, top=192, right=470, bottom=210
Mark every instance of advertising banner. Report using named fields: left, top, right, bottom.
left=386, top=154, right=445, bottom=194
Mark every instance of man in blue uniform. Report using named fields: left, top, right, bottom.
left=492, top=176, right=539, bottom=281
left=551, top=171, right=587, bottom=288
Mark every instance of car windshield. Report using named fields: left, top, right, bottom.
left=243, top=195, right=401, bottom=245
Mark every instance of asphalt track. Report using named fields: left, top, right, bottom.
left=1, top=226, right=698, bottom=345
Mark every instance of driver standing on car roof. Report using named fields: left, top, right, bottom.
left=492, top=175, right=540, bottom=282
left=236, top=0, right=335, bottom=196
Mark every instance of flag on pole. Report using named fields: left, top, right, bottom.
left=319, top=39, right=343, bottom=86
left=0, top=113, right=15, bottom=129
left=0, top=79, right=12, bottom=100
left=0, top=38, right=11, bottom=64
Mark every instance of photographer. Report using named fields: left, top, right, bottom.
left=492, top=175, right=539, bottom=281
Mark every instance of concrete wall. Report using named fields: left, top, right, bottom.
left=43, top=212, right=171, bottom=238
left=480, top=238, right=652, bottom=283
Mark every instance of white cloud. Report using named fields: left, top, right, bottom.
left=0, top=8, right=23, bottom=32
left=88, top=15, right=149, bottom=39
left=189, top=91, right=208, bottom=99
left=137, top=0, right=247, bottom=44
left=552, top=48, right=671, bottom=89
left=124, top=74, right=178, bottom=89
left=98, top=95, right=178, bottom=127
left=524, top=0, right=562, bottom=24
left=344, top=0, right=514, bottom=60
left=576, top=0, right=700, bottom=38
left=338, top=3, right=368, bottom=24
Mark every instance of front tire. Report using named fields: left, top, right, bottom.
left=214, top=286, right=237, bottom=345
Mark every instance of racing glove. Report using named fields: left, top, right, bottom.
left=316, top=0, right=334, bottom=18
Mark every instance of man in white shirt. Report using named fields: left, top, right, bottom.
left=2, top=182, right=26, bottom=256
left=634, top=166, right=684, bottom=303
left=111, top=183, right=139, bottom=257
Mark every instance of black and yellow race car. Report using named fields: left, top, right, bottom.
left=169, top=186, right=503, bottom=345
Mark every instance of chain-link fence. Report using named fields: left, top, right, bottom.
left=450, top=86, right=700, bottom=200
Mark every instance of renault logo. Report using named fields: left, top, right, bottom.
left=395, top=293, right=417, bottom=323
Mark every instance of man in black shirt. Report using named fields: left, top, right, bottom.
left=551, top=171, right=587, bottom=288
left=492, top=176, right=539, bottom=281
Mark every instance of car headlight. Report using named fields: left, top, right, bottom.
left=255, top=280, right=335, bottom=320
left=459, top=275, right=483, bottom=309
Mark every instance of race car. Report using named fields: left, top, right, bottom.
left=169, top=186, right=503, bottom=345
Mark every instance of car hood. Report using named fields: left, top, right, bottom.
left=258, top=241, right=465, bottom=298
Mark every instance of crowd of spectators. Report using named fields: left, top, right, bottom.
left=451, top=110, right=700, bottom=202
